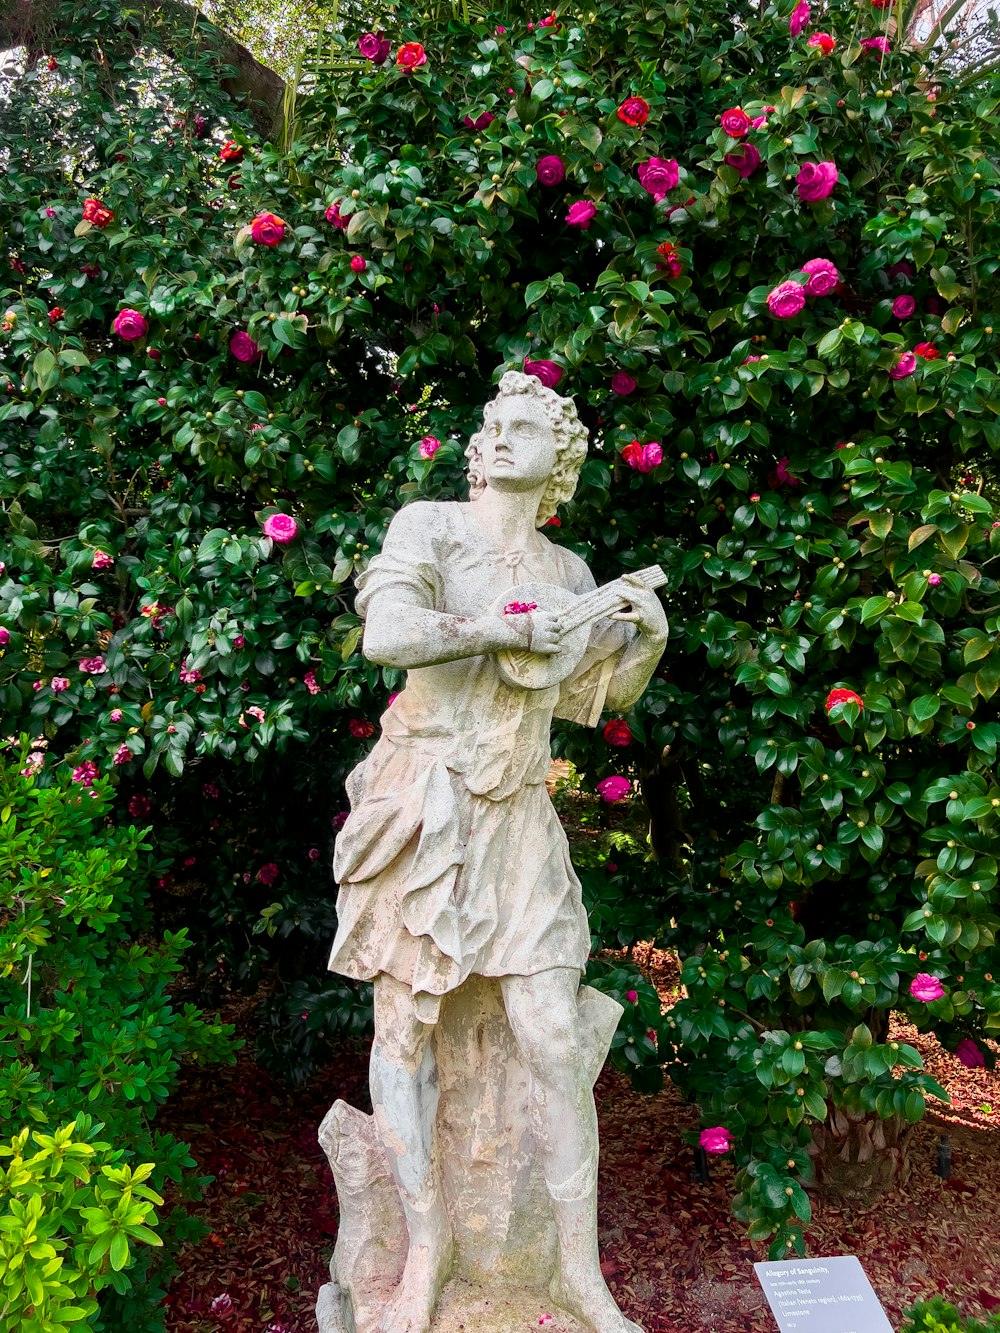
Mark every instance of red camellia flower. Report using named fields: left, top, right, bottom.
left=463, top=111, right=495, bottom=130
left=396, top=42, right=427, bottom=70
left=611, top=371, right=637, bottom=396
left=720, top=107, right=752, bottom=138
left=250, top=211, right=286, bottom=246
left=82, top=197, right=114, bottom=228
left=914, top=341, right=940, bottom=360
left=655, top=241, right=683, bottom=278
left=617, top=96, right=650, bottom=127
left=524, top=359, right=563, bottom=388
left=807, top=31, right=836, bottom=54
left=637, top=157, right=679, bottom=200
left=825, top=687, right=864, bottom=714
left=48, top=307, right=64, bottom=323
left=47, top=56, right=57, bottom=71
left=325, top=200, right=349, bottom=230
left=603, top=719, right=633, bottom=747
left=220, top=140, right=244, bottom=163
left=349, top=718, right=376, bottom=739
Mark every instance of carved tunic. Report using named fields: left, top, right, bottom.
left=329, top=501, right=630, bottom=1021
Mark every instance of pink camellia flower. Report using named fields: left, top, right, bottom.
left=724, top=143, right=762, bottom=178
left=358, top=31, right=391, bottom=63
left=233, top=634, right=246, bottom=648
left=147, top=347, right=161, bottom=361
left=861, top=36, right=891, bottom=57
left=250, top=211, right=286, bottom=246
left=596, top=775, right=632, bottom=803
left=720, top=107, right=751, bottom=138
left=113, top=743, right=131, bottom=765
left=45, top=207, right=56, bottom=218
left=350, top=255, right=367, bottom=272
left=626, top=989, right=639, bottom=1003
left=807, top=31, right=835, bottom=53
left=524, top=359, right=563, bottom=388
left=51, top=676, right=70, bottom=693
left=32, top=680, right=44, bottom=691
left=325, top=200, right=349, bottom=230
left=262, top=513, right=299, bottom=543
left=504, top=601, right=539, bottom=615
left=179, top=663, right=202, bottom=684
left=72, top=760, right=99, bottom=786
left=0, top=627, right=9, bottom=646
left=928, top=573, right=942, bottom=586
left=210, top=1294, right=234, bottom=1316
left=112, top=308, right=148, bottom=341
left=890, top=351, right=917, bottom=380
left=611, top=372, right=637, bottom=396
left=775, top=456, right=800, bottom=486
left=767, top=281, right=806, bottom=319
left=257, top=862, right=280, bottom=886
left=496, top=23, right=506, bottom=33
left=463, top=111, right=495, bottom=130
left=637, top=157, right=680, bottom=200
left=78, top=656, right=107, bottom=675
left=419, top=435, right=440, bottom=458
left=20, top=751, right=44, bottom=776
left=536, top=155, right=566, bottom=186
left=892, top=294, right=916, bottom=318
left=789, top=0, right=810, bottom=36
left=617, top=96, right=650, bottom=127
left=699, top=1126, right=734, bottom=1155
left=230, top=330, right=262, bottom=364
left=349, top=718, right=376, bottom=739
left=640, top=442, right=663, bottom=472
left=796, top=161, right=838, bottom=202
left=801, top=257, right=840, bottom=297
left=603, top=719, right=633, bottom=746
left=91, top=550, right=114, bottom=570
left=825, top=687, right=863, bottom=713
left=396, top=42, right=427, bottom=70
left=304, top=670, right=321, bottom=695
left=110, top=708, right=123, bottom=721
left=387, top=692, right=399, bottom=707
left=332, top=810, right=349, bottom=831
left=910, top=973, right=946, bottom=1003
left=566, top=200, right=597, bottom=229
left=956, top=1038, right=985, bottom=1068
left=239, top=705, right=266, bottom=728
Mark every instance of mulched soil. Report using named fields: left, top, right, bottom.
left=160, top=948, right=1000, bottom=1332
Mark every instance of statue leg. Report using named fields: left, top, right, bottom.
left=501, top=968, right=644, bottom=1333
left=370, top=973, right=453, bottom=1333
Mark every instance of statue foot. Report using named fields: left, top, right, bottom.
left=377, top=1236, right=453, bottom=1333
left=550, top=1268, right=644, bottom=1333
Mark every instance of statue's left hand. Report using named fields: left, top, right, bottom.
left=610, top=573, right=668, bottom=642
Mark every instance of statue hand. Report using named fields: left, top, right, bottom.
left=610, top=575, right=668, bottom=642
left=528, top=609, right=563, bottom=656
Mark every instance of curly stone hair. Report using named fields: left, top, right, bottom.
left=465, top=371, right=589, bottom=527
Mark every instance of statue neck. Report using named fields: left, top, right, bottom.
left=472, top=486, right=542, bottom=550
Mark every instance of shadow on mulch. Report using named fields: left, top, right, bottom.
left=160, top=950, right=1000, bottom=1333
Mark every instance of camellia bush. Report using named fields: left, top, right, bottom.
left=2, top=0, right=1000, bottom=1260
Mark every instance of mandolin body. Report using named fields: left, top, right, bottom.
left=491, top=582, right=594, bottom=691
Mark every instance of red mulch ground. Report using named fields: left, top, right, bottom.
left=160, top=949, right=1000, bottom=1332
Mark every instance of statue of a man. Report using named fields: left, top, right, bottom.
left=328, top=370, right=667, bottom=1333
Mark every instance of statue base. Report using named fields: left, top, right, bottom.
left=315, top=975, right=622, bottom=1333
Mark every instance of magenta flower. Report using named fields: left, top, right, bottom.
left=50, top=676, right=70, bottom=693
left=639, top=442, right=662, bottom=472
left=419, top=435, right=441, bottom=458
left=626, top=989, right=639, bottom=1003
left=566, top=200, right=597, bottom=229
left=956, top=1038, right=985, bottom=1068
left=128, top=794, right=151, bottom=817
left=524, top=359, right=563, bottom=388
left=927, top=573, right=942, bottom=586
left=350, top=255, right=367, bottom=272
left=357, top=31, right=390, bottom=63
left=249, top=212, right=286, bottom=246
left=325, top=200, right=349, bottom=230
left=724, top=143, right=762, bottom=178
left=71, top=760, right=99, bottom=786
left=637, top=157, right=680, bottom=200
left=230, top=330, right=262, bottom=364
left=0, top=627, right=9, bottom=646
left=262, top=513, right=299, bottom=543
left=910, top=973, right=945, bottom=1003
left=767, top=281, right=806, bottom=319
left=463, top=111, right=495, bottom=130
left=536, top=155, right=566, bottom=186
left=796, top=161, right=838, bottom=202
left=78, top=656, right=107, bottom=675
left=775, top=456, right=801, bottom=486
left=699, top=1126, right=734, bottom=1154
left=113, top=743, right=131, bottom=765
left=110, top=708, right=123, bottom=721
left=91, top=550, right=114, bottom=570
left=596, top=775, right=632, bottom=803
left=801, top=257, right=839, bottom=296
left=257, top=862, right=280, bottom=886
left=789, top=0, right=810, bottom=36
left=210, top=1294, right=234, bottom=1316
left=112, top=308, right=148, bottom=341
left=892, top=294, right=916, bottom=318
left=611, top=372, right=637, bottom=396
left=720, top=107, right=751, bottom=139
left=304, top=670, right=321, bottom=695
left=889, top=351, right=917, bottom=380
left=861, top=35, right=890, bottom=56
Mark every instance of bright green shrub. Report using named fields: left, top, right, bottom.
left=3, top=0, right=1000, bottom=1259
left=0, top=741, right=236, bottom=1329
left=902, top=1298, right=1000, bottom=1333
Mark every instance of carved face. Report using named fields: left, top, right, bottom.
left=479, top=395, right=558, bottom=494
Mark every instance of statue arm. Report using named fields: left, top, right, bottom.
left=363, top=590, right=533, bottom=670
left=603, top=577, right=668, bottom=712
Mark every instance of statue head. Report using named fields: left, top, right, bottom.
left=465, top=370, right=589, bottom=526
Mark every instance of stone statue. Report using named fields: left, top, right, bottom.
left=317, top=370, right=668, bottom=1333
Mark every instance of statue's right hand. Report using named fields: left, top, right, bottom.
left=527, top=609, right=563, bottom=656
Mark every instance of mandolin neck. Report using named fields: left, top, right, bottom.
left=561, top=565, right=667, bottom=636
